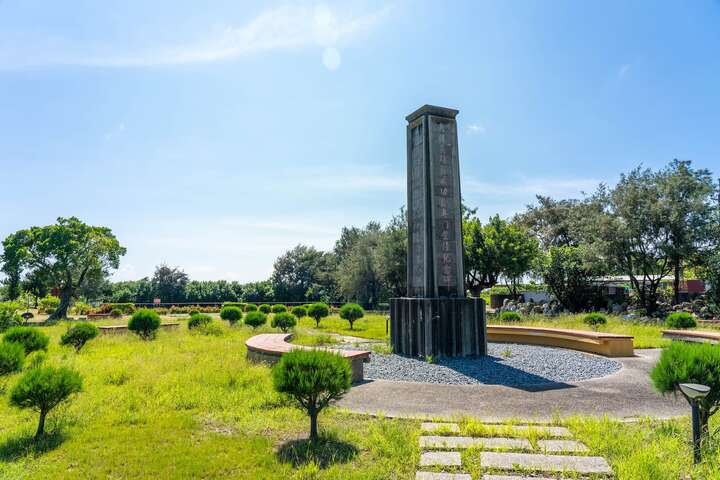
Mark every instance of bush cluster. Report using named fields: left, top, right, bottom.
left=271, top=304, right=287, bottom=313
left=128, top=309, right=161, bottom=340
left=110, top=308, right=123, bottom=318
left=220, top=306, right=243, bottom=324
left=222, top=302, right=246, bottom=311
left=583, top=313, right=607, bottom=328
left=258, top=304, right=272, bottom=314
left=188, top=313, right=213, bottom=330
left=38, top=295, right=60, bottom=314
left=0, top=302, right=23, bottom=333
left=271, top=312, right=297, bottom=332
left=0, top=341, right=25, bottom=376
left=169, top=305, right=220, bottom=314
left=244, top=311, right=267, bottom=329
left=499, top=311, right=522, bottom=322
left=60, top=322, right=100, bottom=352
left=98, top=303, right=136, bottom=315
left=245, top=304, right=258, bottom=312
left=4, top=327, right=50, bottom=353
left=665, top=312, right=697, bottom=329
left=71, top=302, right=92, bottom=315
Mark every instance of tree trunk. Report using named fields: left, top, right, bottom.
left=49, top=291, right=72, bottom=320
left=35, top=410, right=47, bottom=439
left=309, top=410, right=318, bottom=443
left=673, top=258, right=681, bottom=306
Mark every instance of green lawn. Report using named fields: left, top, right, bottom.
left=297, top=313, right=389, bottom=341
left=0, top=319, right=417, bottom=479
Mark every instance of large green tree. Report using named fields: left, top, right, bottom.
left=1, top=217, right=125, bottom=319
left=336, top=223, right=385, bottom=308
left=271, top=245, right=337, bottom=302
left=376, top=209, right=407, bottom=298
left=151, top=264, right=188, bottom=303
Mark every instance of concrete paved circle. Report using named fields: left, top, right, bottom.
left=338, top=349, right=687, bottom=420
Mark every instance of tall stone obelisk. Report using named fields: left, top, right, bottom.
left=390, top=105, right=487, bottom=357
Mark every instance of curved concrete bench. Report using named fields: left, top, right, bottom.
left=487, top=325, right=634, bottom=357
left=245, top=333, right=370, bottom=383
left=662, top=329, right=720, bottom=344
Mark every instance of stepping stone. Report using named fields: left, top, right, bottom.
left=422, top=422, right=460, bottom=433
left=420, top=436, right=531, bottom=450
left=480, top=451, right=612, bottom=474
left=502, top=425, right=572, bottom=438
left=419, top=451, right=462, bottom=467
left=483, top=476, right=568, bottom=480
left=537, top=439, right=589, bottom=453
left=416, top=473, right=471, bottom=480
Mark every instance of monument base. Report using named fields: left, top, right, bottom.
left=390, top=297, right=487, bottom=357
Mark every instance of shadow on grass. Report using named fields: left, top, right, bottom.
left=0, top=431, right=66, bottom=461
left=277, top=433, right=358, bottom=468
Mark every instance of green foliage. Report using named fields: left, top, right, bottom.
left=541, top=246, right=599, bottom=312
left=0, top=301, right=23, bottom=332
left=244, top=304, right=258, bottom=312
left=272, top=349, right=351, bottom=441
left=291, top=305, right=308, bottom=319
left=220, top=306, right=243, bottom=324
left=3, top=326, right=49, bottom=353
left=651, top=341, right=720, bottom=430
left=271, top=304, right=287, bottom=313
left=71, top=301, right=92, bottom=315
left=128, top=309, right=161, bottom=340
left=307, top=303, right=330, bottom=328
left=258, top=304, right=271, bottom=314
left=270, top=244, right=336, bottom=303
left=339, top=303, right=365, bottom=330
left=583, top=313, right=607, bottom=328
left=152, top=263, right=189, bottom=303
left=222, top=302, right=246, bottom=310
left=665, top=312, right=697, bottom=329
left=192, top=321, right=225, bottom=337
left=188, top=313, right=212, bottom=330
left=244, top=311, right=267, bottom=329
left=499, top=311, right=522, bottom=322
left=60, top=322, right=99, bottom=352
left=98, top=303, right=135, bottom=314
left=271, top=312, right=297, bottom=333
left=110, top=308, right=123, bottom=318
left=38, top=295, right=60, bottom=314
left=10, top=365, right=82, bottom=438
left=0, top=341, right=25, bottom=375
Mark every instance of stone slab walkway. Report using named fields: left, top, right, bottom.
left=341, top=349, right=686, bottom=420
left=415, top=421, right=613, bottom=478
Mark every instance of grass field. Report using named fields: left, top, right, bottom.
left=297, top=313, right=389, bottom=341
left=1, top=315, right=720, bottom=478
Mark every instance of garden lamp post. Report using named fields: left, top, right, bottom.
left=679, top=383, right=711, bottom=464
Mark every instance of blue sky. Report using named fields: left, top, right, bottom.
left=1, top=0, right=719, bottom=282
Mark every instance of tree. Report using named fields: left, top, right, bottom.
left=515, top=196, right=587, bottom=248
left=0, top=230, right=31, bottom=300
left=4, top=327, right=50, bottom=353
left=219, top=306, right=243, bottom=325
left=10, top=365, right=82, bottom=439
left=240, top=280, right=274, bottom=303
left=1, top=217, right=126, bottom=319
left=541, top=246, right=598, bottom=312
left=339, top=303, right=364, bottom=330
left=0, top=341, right=24, bottom=376
left=336, top=223, right=385, bottom=308
left=376, top=209, right=407, bottom=298
left=656, top=160, right=714, bottom=305
left=244, top=311, right=267, bottom=329
left=291, top=305, right=307, bottom=319
left=271, top=312, right=297, bottom=332
left=128, top=309, right=161, bottom=340
left=272, top=349, right=351, bottom=442
left=271, top=245, right=338, bottom=303
left=307, top=303, right=329, bottom=328
left=151, top=264, right=188, bottom=303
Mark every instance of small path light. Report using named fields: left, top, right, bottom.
left=679, top=383, right=711, bottom=464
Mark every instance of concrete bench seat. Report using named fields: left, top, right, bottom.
left=487, top=325, right=634, bottom=357
left=99, top=322, right=180, bottom=335
left=662, top=329, right=720, bottom=344
left=245, top=333, right=370, bottom=382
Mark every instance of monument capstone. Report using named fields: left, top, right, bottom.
left=390, top=105, right=487, bottom=357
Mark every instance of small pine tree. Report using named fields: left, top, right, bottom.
left=3, top=327, right=50, bottom=353
left=271, top=304, right=287, bottom=313
left=128, top=309, right=161, bottom=340
left=271, top=312, right=297, bottom=333
left=0, top=341, right=25, bottom=375
left=220, top=306, right=243, bottom=325
left=244, top=311, right=267, bottom=329
left=339, top=303, right=364, bottom=330
left=307, top=303, right=330, bottom=328
left=291, top=305, right=307, bottom=319
left=60, top=322, right=100, bottom=352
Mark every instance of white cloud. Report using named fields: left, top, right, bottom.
left=466, top=123, right=486, bottom=135
left=617, top=63, right=632, bottom=78
left=0, top=4, right=391, bottom=69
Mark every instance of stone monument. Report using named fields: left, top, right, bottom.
left=390, top=105, right=487, bottom=357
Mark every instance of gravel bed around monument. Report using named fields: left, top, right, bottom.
left=341, top=343, right=622, bottom=385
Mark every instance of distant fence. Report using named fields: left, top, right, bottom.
left=127, top=301, right=390, bottom=313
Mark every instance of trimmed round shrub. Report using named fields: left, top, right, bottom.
left=188, top=313, right=212, bottom=330
left=110, top=308, right=123, bottom=318
left=60, top=322, right=100, bottom=352
left=272, top=349, right=351, bottom=442
left=583, top=313, right=607, bottom=329
left=499, top=311, right=522, bottom=322
left=339, top=303, right=365, bottom=330
left=666, top=312, right=696, bottom=329
left=38, top=295, right=60, bottom=315
left=271, top=304, right=287, bottom=313
left=128, top=309, right=161, bottom=340
left=10, top=365, right=82, bottom=439
left=3, top=327, right=49, bottom=353
left=258, top=304, right=272, bottom=314
left=245, top=304, right=258, bottom=312
left=244, top=311, right=267, bottom=329
left=291, top=305, right=307, bottom=319
left=0, top=341, right=25, bottom=376
left=307, top=303, right=330, bottom=328
left=220, top=306, right=243, bottom=324
left=189, top=309, right=200, bottom=317
left=271, top=312, right=297, bottom=332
